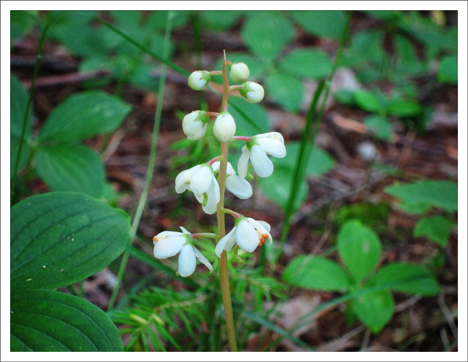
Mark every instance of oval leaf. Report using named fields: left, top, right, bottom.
left=414, top=215, right=455, bottom=247
left=292, top=11, right=347, bottom=40
left=337, top=220, right=382, bottom=283
left=351, top=289, right=394, bottom=333
left=11, top=192, right=131, bottom=291
left=241, top=12, right=295, bottom=64
left=368, top=262, right=440, bottom=296
left=354, top=91, right=382, bottom=113
left=385, top=180, right=458, bottom=212
left=266, top=73, right=304, bottom=112
left=11, top=289, right=123, bottom=351
left=34, top=144, right=106, bottom=197
left=283, top=255, right=351, bottom=292
left=279, top=49, right=332, bottom=80
left=38, top=91, right=132, bottom=142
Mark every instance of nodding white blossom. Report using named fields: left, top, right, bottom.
left=239, top=81, right=264, bottom=104
left=153, top=226, right=213, bottom=277
left=188, top=70, right=211, bottom=91
left=215, top=217, right=272, bottom=257
left=183, top=111, right=209, bottom=141
left=175, top=164, right=220, bottom=215
left=230, top=62, right=250, bottom=83
left=238, top=132, right=286, bottom=178
left=213, top=112, right=236, bottom=142
left=212, top=161, right=252, bottom=199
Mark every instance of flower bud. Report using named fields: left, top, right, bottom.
left=239, top=81, right=264, bottom=104
left=182, top=111, right=209, bottom=140
left=188, top=70, right=211, bottom=90
left=229, top=62, right=250, bottom=83
left=213, top=112, right=236, bottom=142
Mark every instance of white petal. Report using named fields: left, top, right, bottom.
left=202, top=180, right=219, bottom=215
left=185, top=121, right=207, bottom=141
left=256, top=132, right=284, bottom=143
left=247, top=218, right=272, bottom=244
left=238, top=148, right=250, bottom=179
left=257, top=138, right=286, bottom=158
left=194, top=192, right=204, bottom=203
left=250, top=145, right=274, bottom=178
left=179, top=226, right=191, bottom=234
left=226, top=175, right=252, bottom=199
left=190, top=166, right=212, bottom=195
left=178, top=245, right=197, bottom=277
left=215, top=227, right=237, bottom=257
left=153, top=236, right=186, bottom=259
left=211, top=161, right=220, bottom=172
left=175, top=165, right=200, bottom=193
left=236, top=219, right=260, bottom=253
left=257, top=220, right=271, bottom=232
left=212, top=161, right=235, bottom=176
left=193, top=246, right=213, bottom=272
left=211, top=174, right=221, bottom=204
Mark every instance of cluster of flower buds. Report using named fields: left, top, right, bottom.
left=153, top=59, right=286, bottom=277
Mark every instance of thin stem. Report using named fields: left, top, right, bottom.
left=223, top=208, right=241, bottom=218
left=11, top=12, right=49, bottom=199
left=216, top=57, right=238, bottom=351
left=107, top=11, right=174, bottom=311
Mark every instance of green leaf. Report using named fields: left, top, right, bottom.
left=385, top=180, right=458, bottom=212
left=414, top=215, right=455, bottom=247
left=199, top=11, right=243, bottom=31
left=228, top=97, right=270, bottom=135
left=241, top=12, right=295, bottom=64
left=11, top=192, right=131, bottom=291
left=146, top=11, right=190, bottom=31
left=291, top=11, right=346, bottom=40
left=279, top=49, right=332, bottom=79
left=11, top=289, right=123, bottom=351
left=11, top=11, right=36, bottom=42
left=354, top=91, right=383, bottom=113
left=38, top=91, right=132, bottom=142
left=364, top=115, right=392, bottom=141
left=368, top=262, right=440, bottom=296
left=396, top=201, right=432, bottom=215
left=341, top=30, right=385, bottom=67
left=387, top=99, right=422, bottom=117
left=259, top=165, right=308, bottom=211
left=337, top=220, right=382, bottom=283
left=438, top=55, right=458, bottom=84
left=34, top=144, right=106, bottom=197
left=266, top=73, right=303, bottom=112
left=10, top=75, right=32, bottom=177
left=334, top=203, right=390, bottom=230
left=273, top=142, right=335, bottom=177
left=283, top=255, right=352, bottom=291
left=351, top=290, right=394, bottom=333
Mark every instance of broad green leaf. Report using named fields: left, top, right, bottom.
left=38, top=91, right=132, bottom=142
left=273, top=142, right=335, bottom=177
left=146, top=11, right=190, bottom=31
left=229, top=96, right=270, bottom=135
left=351, top=290, right=394, bottom=333
left=368, top=262, right=440, bottom=296
left=291, top=11, right=346, bottom=40
left=341, top=30, right=385, bottom=67
left=397, top=201, right=432, bottom=215
left=354, top=91, right=382, bottom=113
left=279, top=49, right=332, bottom=80
left=334, top=203, right=390, bottom=230
left=199, top=11, right=243, bottom=31
left=10, top=75, right=32, bottom=177
left=11, top=289, right=123, bottom=351
left=365, top=10, right=404, bottom=22
left=387, top=99, right=422, bottom=117
left=11, top=192, right=131, bottom=291
left=266, top=73, right=303, bottom=112
left=11, top=11, right=36, bottom=42
left=438, top=55, right=458, bottom=84
left=364, top=115, right=392, bottom=141
left=337, top=220, right=382, bottom=283
left=283, top=255, right=352, bottom=291
left=34, top=144, right=106, bottom=197
left=414, top=215, right=455, bottom=247
left=259, top=165, right=308, bottom=211
left=241, top=12, right=295, bottom=64
left=385, top=180, right=458, bottom=212
left=334, top=89, right=356, bottom=106
left=394, top=34, right=425, bottom=75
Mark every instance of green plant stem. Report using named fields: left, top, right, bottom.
left=275, top=12, right=353, bottom=265
left=216, top=58, right=237, bottom=352
left=108, top=11, right=174, bottom=311
left=11, top=12, right=49, bottom=200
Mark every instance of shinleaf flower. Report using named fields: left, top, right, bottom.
left=182, top=111, right=209, bottom=140
left=238, top=132, right=286, bottom=178
left=215, top=217, right=272, bottom=257
left=175, top=164, right=220, bottom=214
left=153, top=227, right=213, bottom=277
left=212, top=161, right=252, bottom=199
